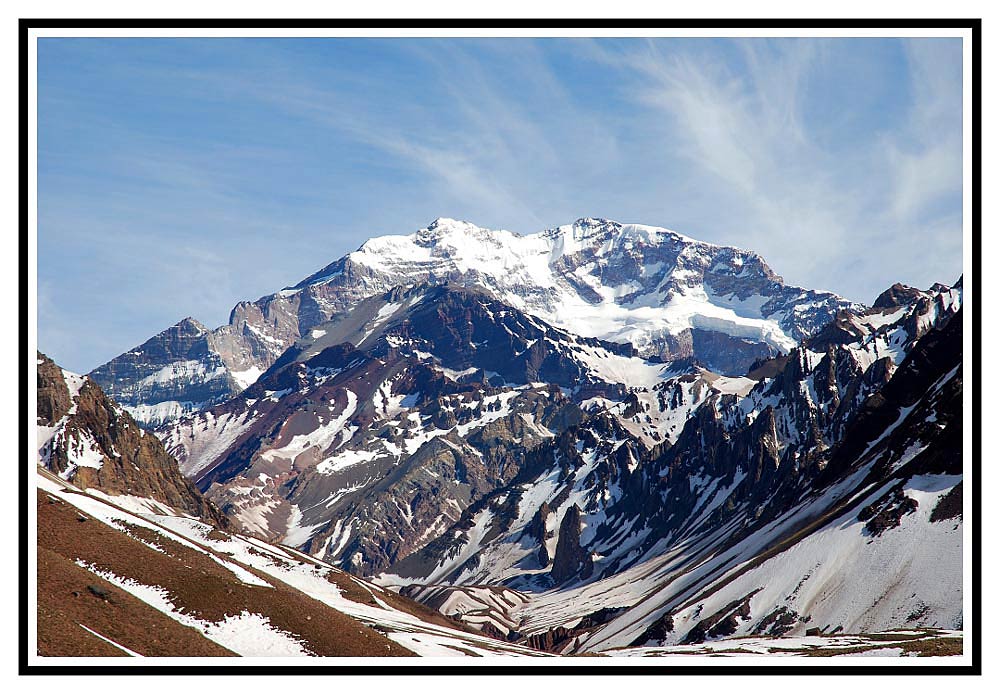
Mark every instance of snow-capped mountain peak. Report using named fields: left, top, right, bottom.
left=92, top=217, right=863, bottom=426
left=419, top=216, right=510, bottom=241
left=328, top=217, right=858, bottom=363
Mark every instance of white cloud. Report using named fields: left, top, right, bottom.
left=596, top=38, right=962, bottom=301
left=883, top=38, right=963, bottom=224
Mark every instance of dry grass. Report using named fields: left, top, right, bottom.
left=37, top=490, right=415, bottom=657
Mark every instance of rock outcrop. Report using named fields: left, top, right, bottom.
left=37, top=352, right=228, bottom=527
left=551, top=504, right=593, bottom=583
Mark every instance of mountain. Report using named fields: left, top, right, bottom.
left=87, top=318, right=263, bottom=427
left=35, top=273, right=964, bottom=658
left=50, top=213, right=965, bottom=660
left=90, top=218, right=861, bottom=426
left=159, top=282, right=719, bottom=575
left=37, top=351, right=227, bottom=525
left=376, top=281, right=963, bottom=653
left=36, top=354, right=545, bottom=658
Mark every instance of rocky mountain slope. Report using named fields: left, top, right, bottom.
left=36, top=469, right=546, bottom=657
left=160, top=283, right=721, bottom=576
left=86, top=318, right=248, bottom=427
left=37, top=351, right=227, bottom=525
left=90, top=218, right=861, bottom=426
left=376, top=281, right=963, bottom=653
left=35, top=355, right=546, bottom=658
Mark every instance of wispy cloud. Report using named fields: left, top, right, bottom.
left=884, top=39, right=963, bottom=224
left=37, top=37, right=964, bottom=372
left=597, top=40, right=853, bottom=287
left=584, top=37, right=963, bottom=300
left=192, top=39, right=624, bottom=231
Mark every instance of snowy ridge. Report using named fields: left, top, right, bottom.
left=94, top=216, right=863, bottom=426
left=297, top=217, right=859, bottom=365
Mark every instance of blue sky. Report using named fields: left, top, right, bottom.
left=37, top=37, right=964, bottom=373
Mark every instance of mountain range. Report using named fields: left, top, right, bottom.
left=37, top=217, right=965, bottom=659
left=89, top=218, right=861, bottom=426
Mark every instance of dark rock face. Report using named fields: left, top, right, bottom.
left=530, top=502, right=551, bottom=566
left=752, top=607, right=799, bottom=637
left=873, top=283, right=927, bottom=309
left=681, top=592, right=759, bottom=644
left=331, top=283, right=646, bottom=395
left=522, top=627, right=576, bottom=653
left=629, top=611, right=675, bottom=647
left=858, top=487, right=919, bottom=536
left=519, top=606, right=629, bottom=653
left=37, top=353, right=73, bottom=425
left=930, top=482, right=963, bottom=522
left=37, top=352, right=228, bottom=528
left=551, top=505, right=592, bottom=583
left=806, top=310, right=870, bottom=350
left=820, top=306, right=963, bottom=486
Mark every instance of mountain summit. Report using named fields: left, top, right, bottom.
left=90, top=218, right=861, bottom=426
left=296, top=216, right=859, bottom=361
